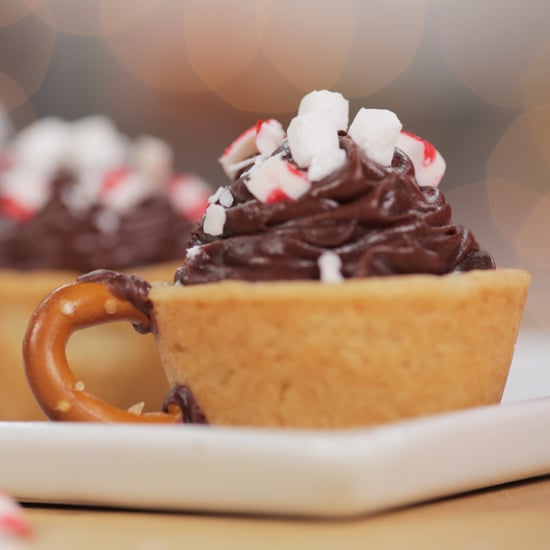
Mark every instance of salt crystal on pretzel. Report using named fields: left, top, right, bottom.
left=348, top=108, right=402, bottom=166
left=396, top=130, right=446, bottom=187
left=287, top=110, right=340, bottom=169
left=203, top=203, right=226, bottom=236
left=298, top=90, right=349, bottom=131
left=0, top=490, right=32, bottom=538
left=246, top=156, right=310, bottom=204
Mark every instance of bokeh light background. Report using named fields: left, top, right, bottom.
left=1, top=0, right=550, bottom=328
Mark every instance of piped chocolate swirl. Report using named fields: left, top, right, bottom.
left=177, top=134, right=494, bottom=285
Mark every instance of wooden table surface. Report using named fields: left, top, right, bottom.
left=18, top=475, right=550, bottom=549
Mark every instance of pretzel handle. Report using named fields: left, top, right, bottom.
left=23, top=280, right=181, bottom=423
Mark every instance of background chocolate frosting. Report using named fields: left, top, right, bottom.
left=0, top=174, right=193, bottom=272
left=177, top=134, right=494, bottom=285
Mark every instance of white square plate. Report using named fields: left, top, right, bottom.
left=1, top=396, right=549, bottom=518
left=2, top=329, right=549, bottom=518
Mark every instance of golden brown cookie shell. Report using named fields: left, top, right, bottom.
left=151, top=269, right=530, bottom=429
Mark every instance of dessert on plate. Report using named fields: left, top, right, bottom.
left=0, top=114, right=210, bottom=420
left=23, top=91, right=530, bottom=429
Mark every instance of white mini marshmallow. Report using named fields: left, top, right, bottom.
left=308, top=148, right=346, bottom=181
left=203, top=203, right=226, bottom=236
left=256, top=119, right=285, bottom=157
left=317, top=251, right=343, bottom=283
left=245, top=156, right=311, bottom=203
left=13, top=117, right=71, bottom=174
left=131, top=135, right=173, bottom=184
left=287, top=110, right=340, bottom=168
left=395, top=131, right=446, bottom=187
left=298, top=90, right=349, bottom=131
left=68, top=115, right=128, bottom=174
left=219, top=125, right=257, bottom=179
left=348, top=108, right=402, bottom=166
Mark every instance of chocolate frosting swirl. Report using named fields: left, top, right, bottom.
left=177, top=134, right=494, bottom=284
left=0, top=174, right=193, bottom=272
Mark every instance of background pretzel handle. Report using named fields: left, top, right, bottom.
left=23, top=280, right=182, bottom=423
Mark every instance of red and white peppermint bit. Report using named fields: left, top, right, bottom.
left=67, top=115, right=127, bottom=174
left=169, top=173, right=211, bottom=222
left=287, top=110, right=340, bottom=169
left=0, top=196, right=35, bottom=222
left=348, top=107, right=403, bottom=166
left=298, top=90, right=349, bottom=132
left=245, top=156, right=310, bottom=204
left=348, top=108, right=402, bottom=166
left=99, top=170, right=157, bottom=215
left=131, top=135, right=173, bottom=184
left=203, top=203, right=226, bottom=236
left=255, top=119, right=285, bottom=157
left=395, top=130, right=446, bottom=187
left=219, top=119, right=285, bottom=180
left=0, top=490, right=32, bottom=538
left=317, top=251, right=343, bottom=283
left=0, top=168, right=51, bottom=219
left=219, top=124, right=258, bottom=180
left=208, top=186, right=233, bottom=208
left=308, top=148, right=346, bottom=182
left=13, top=117, right=71, bottom=175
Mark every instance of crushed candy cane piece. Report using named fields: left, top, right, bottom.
left=0, top=167, right=51, bottom=217
left=203, top=203, right=226, bottom=236
left=131, top=135, right=173, bottom=184
left=0, top=490, right=32, bottom=538
left=245, top=156, right=310, bottom=203
left=318, top=251, right=343, bottom=283
left=219, top=119, right=285, bottom=179
left=169, top=174, right=210, bottom=222
left=0, top=196, right=35, bottom=222
left=348, top=108, right=402, bottom=166
left=67, top=115, right=128, bottom=174
left=186, top=245, right=203, bottom=259
left=298, top=90, right=349, bottom=131
left=308, top=148, right=346, bottom=182
left=99, top=170, right=157, bottom=215
left=396, top=130, right=446, bottom=187
left=256, top=119, right=285, bottom=157
left=219, top=187, right=234, bottom=207
left=287, top=110, right=340, bottom=169
left=219, top=125, right=257, bottom=179
left=13, top=117, right=71, bottom=175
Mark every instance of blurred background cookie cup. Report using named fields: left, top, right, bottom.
left=0, top=115, right=211, bottom=421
